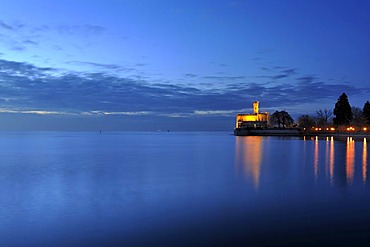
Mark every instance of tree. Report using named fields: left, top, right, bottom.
left=363, top=101, right=370, bottom=125
left=316, top=109, right=332, bottom=126
left=271, top=111, right=282, bottom=128
left=271, top=111, right=294, bottom=128
left=281, top=111, right=294, bottom=128
left=333, top=93, right=353, bottom=125
left=351, top=106, right=366, bottom=126
left=297, top=115, right=316, bottom=129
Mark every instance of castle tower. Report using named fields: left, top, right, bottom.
left=253, top=101, right=259, bottom=114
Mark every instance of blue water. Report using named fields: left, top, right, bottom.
left=0, top=132, right=370, bottom=246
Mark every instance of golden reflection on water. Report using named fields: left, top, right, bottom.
left=236, top=135, right=368, bottom=187
left=320, top=136, right=335, bottom=184
left=307, top=136, right=367, bottom=185
left=235, top=136, right=263, bottom=188
left=329, top=137, right=334, bottom=183
left=346, top=137, right=355, bottom=184
left=363, top=138, right=367, bottom=183
left=314, top=137, right=319, bottom=179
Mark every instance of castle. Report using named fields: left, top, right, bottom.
left=235, top=101, right=269, bottom=129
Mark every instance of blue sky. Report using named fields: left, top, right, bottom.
left=1, top=0, right=370, bottom=131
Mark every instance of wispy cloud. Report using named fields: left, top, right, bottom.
left=193, top=110, right=236, bottom=116
left=0, top=19, right=106, bottom=36
left=297, top=75, right=317, bottom=84
left=22, top=40, right=38, bottom=45
left=270, top=67, right=297, bottom=80
left=203, top=76, right=245, bottom=80
left=0, top=108, right=74, bottom=115
left=67, top=61, right=136, bottom=72
left=84, top=110, right=153, bottom=116
left=281, top=68, right=296, bottom=75
left=56, top=24, right=106, bottom=36
left=271, top=74, right=288, bottom=80
left=0, top=59, right=368, bottom=119
left=0, top=19, right=107, bottom=54
left=0, top=21, right=14, bottom=30
left=253, top=66, right=298, bottom=81
left=184, top=73, right=198, bottom=78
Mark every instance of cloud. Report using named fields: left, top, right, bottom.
left=203, top=76, right=245, bottom=80
left=0, top=59, right=369, bottom=120
left=184, top=73, right=198, bottom=78
left=0, top=20, right=107, bottom=55
left=281, top=68, right=296, bottom=75
left=82, top=110, right=153, bottom=116
left=0, top=21, right=106, bottom=36
left=297, top=75, right=317, bottom=84
left=4, top=39, right=39, bottom=51
left=269, top=67, right=297, bottom=80
left=68, top=61, right=136, bottom=73
left=193, top=110, right=236, bottom=116
left=56, top=24, right=106, bottom=36
left=22, top=40, right=38, bottom=45
left=10, top=45, right=25, bottom=51
left=253, top=66, right=297, bottom=80
left=0, top=21, right=14, bottom=30
left=271, top=74, right=288, bottom=80
left=0, top=108, right=72, bottom=115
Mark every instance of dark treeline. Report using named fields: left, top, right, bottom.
left=297, top=92, right=370, bottom=130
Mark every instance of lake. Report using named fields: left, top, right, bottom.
left=0, top=132, right=370, bottom=246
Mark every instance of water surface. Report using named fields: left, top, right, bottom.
left=0, top=132, right=369, bottom=246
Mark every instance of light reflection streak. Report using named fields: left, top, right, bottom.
left=236, top=135, right=368, bottom=188
left=329, top=137, right=334, bottom=184
left=363, top=138, right=367, bottom=183
left=346, top=137, right=355, bottom=184
left=235, top=136, right=263, bottom=188
left=325, top=137, right=329, bottom=177
left=314, top=136, right=319, bottom=179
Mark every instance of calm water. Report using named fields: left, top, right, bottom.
left=1, top=132, right=370, bottom=246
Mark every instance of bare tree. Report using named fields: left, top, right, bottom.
left=297, top=115, right=316, bottom=129
left=316, top=109, right=332, bottom=126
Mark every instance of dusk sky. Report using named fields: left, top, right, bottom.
left=1, top=0, right=370, bottom=131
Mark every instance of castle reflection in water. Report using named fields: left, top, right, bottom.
left=235, top=136, right=368, bottom=188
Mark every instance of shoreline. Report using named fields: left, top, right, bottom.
left=234, top=128, right=370, bottom=140
left=303, top=131, right=370, bottom=141
left=234, top=127, right=302, bottom=136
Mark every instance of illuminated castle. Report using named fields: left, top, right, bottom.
left=235, top=101, right=269, bottom=128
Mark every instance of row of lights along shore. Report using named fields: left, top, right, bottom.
left=304, top=135, right=367, bottom=142
left=308, top=127, right=368, bottom=132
